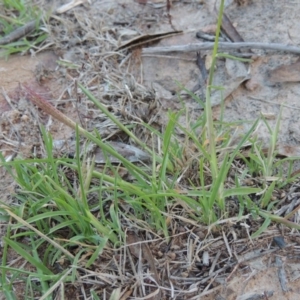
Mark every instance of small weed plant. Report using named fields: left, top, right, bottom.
left=1, top=0, right=300, bottom=298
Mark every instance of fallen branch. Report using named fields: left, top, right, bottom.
left=142, top=42, right=300, bottom=55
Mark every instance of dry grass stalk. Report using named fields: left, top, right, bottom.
left=23, top=84, right=86, bottom=135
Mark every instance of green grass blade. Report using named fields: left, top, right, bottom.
left=3, top=237, right=53, bottom=275
left=260, top=181, right=276, bottom=209
left=223, top=187, right=261, bottom=198
left=85, top=237, right=108, bottom=268
left=251, top=217, right=271, bottom=238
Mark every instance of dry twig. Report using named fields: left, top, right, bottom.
left=0, top=20, right=37, bottom=46
left=142, top=42, right=300, bottom=55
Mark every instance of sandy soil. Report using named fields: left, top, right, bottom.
left=1, top=0, right=300, bottom=299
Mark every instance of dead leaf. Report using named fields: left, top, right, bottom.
left=225, top=59, right=248, bottom=78
left=119, top=288, right=133, bottom=300
left=268, top=59, right=300, bottom=83
left=245, top=77, right=260, bottom=91
left=241, top=144, right=300, bottom=158
left=214, top=7, right=244, bottom=43
left=93, top=142, right=150, bottom=164
left=235, top=0, right=252, bottom=6
left=214, top=4, right=253, bottom=56
left=201, top=24, right=218, bottom=34
left=117, top=31, right=182, bottom=51
left=126, top=231, right=143, bottom=259
left=276, top=144, right=300, bottom=157
left=210, top=56, right=249, bottom=107
left=211, top=75, right=250, bottom=107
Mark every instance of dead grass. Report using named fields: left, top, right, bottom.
left=1, top=1, right=300, bottom=299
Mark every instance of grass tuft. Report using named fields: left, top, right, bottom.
left=1, top=0, right=300, bottom=298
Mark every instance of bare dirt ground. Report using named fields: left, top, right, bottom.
left=2, top=0, right=300, bottom=299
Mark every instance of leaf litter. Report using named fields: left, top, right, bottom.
left=2, top=0, right=300, bottom=299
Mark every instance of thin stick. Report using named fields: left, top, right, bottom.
left=2, top=205, right=74, bottom=259
left=142, top=41, right=300, bottom=55
left=0, top=20, right=37, bottom=46
left=250, top=96, right=300, bottom=110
